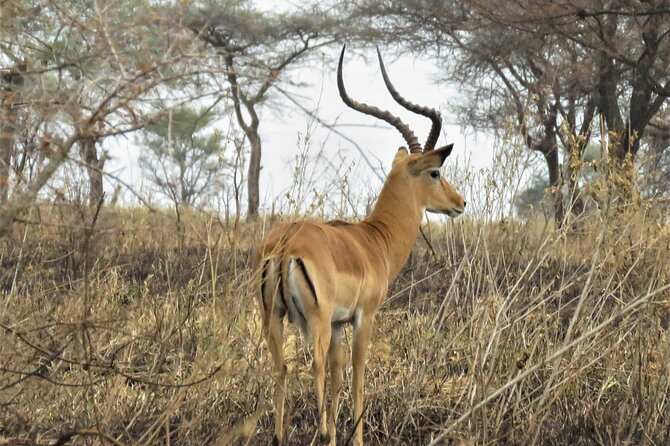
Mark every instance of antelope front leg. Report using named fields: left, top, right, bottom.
left=312, top=319, right=332, bottom=443
left=351, top=314, right=374, bottom=446
left=327, top=326, right=345, bottom=446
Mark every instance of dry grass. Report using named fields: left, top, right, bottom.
left=0, top=193, right=669, bottom=445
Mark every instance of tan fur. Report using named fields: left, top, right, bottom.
left=254, top=147, right=465, bottom=445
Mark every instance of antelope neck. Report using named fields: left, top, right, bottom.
left=364, top=172, right=423, bottom=282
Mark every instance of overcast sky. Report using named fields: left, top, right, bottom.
left=260, top=48, right=496, bottom=187
left=106, top=46, right=498, bottom=213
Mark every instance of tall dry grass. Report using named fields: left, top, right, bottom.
left=0, top=154, right=669, bottom=445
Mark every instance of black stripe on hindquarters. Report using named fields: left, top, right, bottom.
left=295, top=257, right=318, bottom=308
left=260, top=260, right=269, bottom=312
left=277, top=260, right=288, bottom=310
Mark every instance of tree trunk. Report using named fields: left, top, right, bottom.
left=0, top=64, right=24, bottom=204
left=0, top=116, right=12, bottom=203
left=564, top=142, right=584, bottom=216
left=80, top=137, right=105, bottom=206
left=247, top=130, right=261, bottom=221
left=543, top=145, right=564, bottom=228
left=566, top=167, right=584, bottom=216
left=179, top=168, right=189, bottom=207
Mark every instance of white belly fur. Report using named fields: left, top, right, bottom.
left=332, top=305, right=352, bottom=323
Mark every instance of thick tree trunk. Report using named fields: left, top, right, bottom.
left=566, top=166, right=584, bottom=216
left=246, top=130, right=261, bottom=221
left=80, top=137, right=105, bottom=206
left=0, top=64, right=24, bottom=204
left=617, top=9, right=664, bottom=162
left=543, top=145, right=564, bottom=228
left=0, top=116, right=12, bottom=203
left=535, top=102, right=563, bottom=228
left=596, top=15, right=626, bottom=161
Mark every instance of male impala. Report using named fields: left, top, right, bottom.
left=254, top=46, right=465, bottom=446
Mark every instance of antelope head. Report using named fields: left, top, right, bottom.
left=337, top=46, right=466, bottom=219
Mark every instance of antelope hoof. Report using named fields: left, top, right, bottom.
left=272, top=434, right=281, bottom=446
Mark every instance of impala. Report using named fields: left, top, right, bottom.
left=254, top=46, right=466, bottom=446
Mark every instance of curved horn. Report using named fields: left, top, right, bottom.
left=376, top=47, right=443, bottom=152
left=337, top=45, right=422, bottom=153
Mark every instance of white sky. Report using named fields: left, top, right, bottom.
left=271, top=50, right=500, bottom=218
left=260, top=49, right=496, bottom=190
left=106, top=47, right=499, bottom=213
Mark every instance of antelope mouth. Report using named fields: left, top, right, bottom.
left=427, top=207, right=464, bottom=218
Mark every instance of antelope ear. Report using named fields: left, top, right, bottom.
left=408, top=144, right=453, bottom=176
left=392, top=147, right=409, bottom=166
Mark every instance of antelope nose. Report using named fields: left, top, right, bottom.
left=463, top=201, right=467, bottom=207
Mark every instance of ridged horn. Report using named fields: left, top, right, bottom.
left=376, top=47, right=443, bottom=152
left=337, top=45, right=422, bottom=153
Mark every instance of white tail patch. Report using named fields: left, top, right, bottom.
left=288, top=257, right=310, bottom=334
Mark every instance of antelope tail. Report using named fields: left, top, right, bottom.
left=260, top=254, right=319, bottom=335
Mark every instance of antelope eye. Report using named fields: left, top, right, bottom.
left=429, top=170, right=440, bottom=179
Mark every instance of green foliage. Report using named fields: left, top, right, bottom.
left=515, top=173, right=551, bottom=219
left=139, top=106, right=229, bottom=207
left=516, top=144, right=601, bottom=219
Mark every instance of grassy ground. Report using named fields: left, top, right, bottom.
left=0, top=199, right=669, bottom=445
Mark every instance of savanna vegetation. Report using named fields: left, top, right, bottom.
left=1, top=1, right=669, bottom=445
